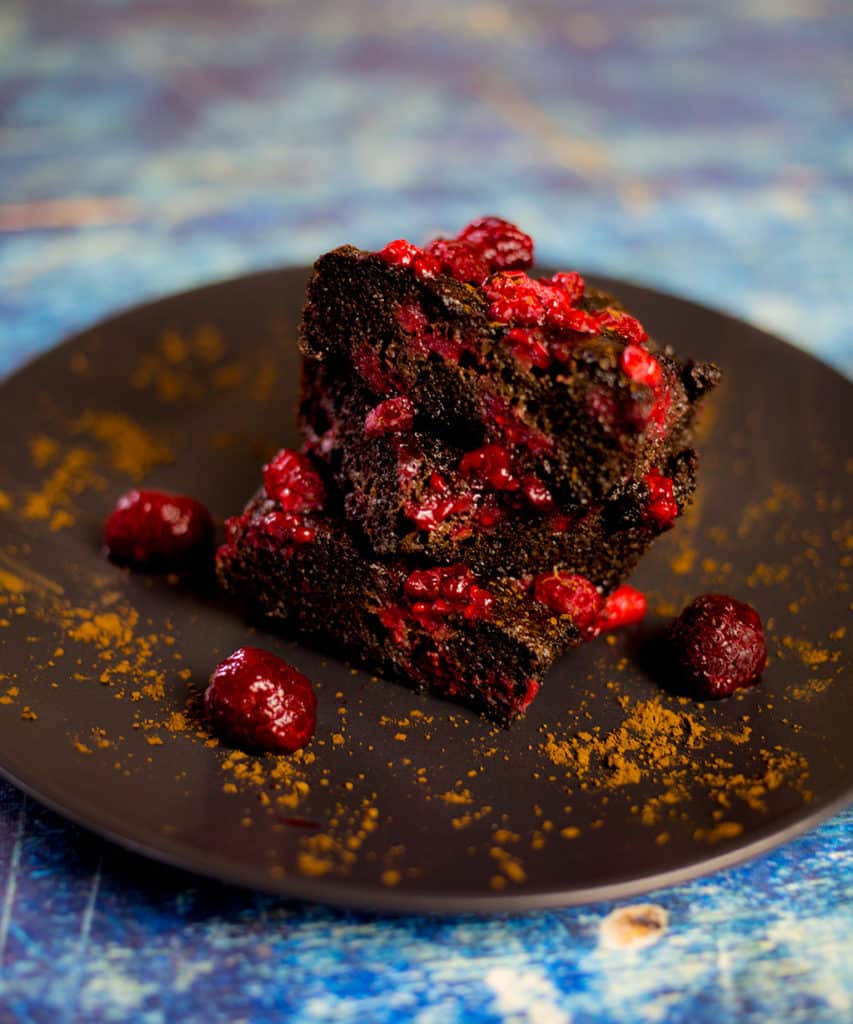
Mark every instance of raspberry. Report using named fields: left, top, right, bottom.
left=621, top=344, right=662, bottom=389
left=644, top=468, right=679, bottom=526
left=459, top=443, right=518, bottom=491
left=475, top=495, right=505, bottom=529
left=256, top=510, right=316, bottom=545
left=533, top=572, right=603, bottom=633
left=550, top=270, right=586, bottom=304
left=262, top=449, right=325, bottom=512
left=504, top=327, right=552, bottom=370
left=456, top=216, right=534, bottom=270
left=403, top=473, right=473, bottom=530
left=352, top=342, right=402, bottom=394
left=597, top=309, right=648, bottom=345
left=424, top=238, right=489, bottom=284
left=668, top=594, right=766, bottom=699
left=104, top=489, right=213, bottom=568
left=484, top=272, right=546, bottom=326
left=521, top=475, right=555, bottom=511
left=377, top=238, right=441, bottom=279
left=364, top=396, right=415, bottom=437
left=548, top=305, right=600, bottom=335
left=596, top=585, right=647, bottom=630
left=396, top=303, right=429, bottom=335
left=401, top=564, right=493, bottom=627
left=205, top=647, right=317, bottom=753
left=485, top=273, right=599, bottom=332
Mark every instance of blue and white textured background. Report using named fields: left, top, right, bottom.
left=0, top=1, right=851, bottom=1021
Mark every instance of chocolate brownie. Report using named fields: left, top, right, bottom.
left=216, top=484, right=597, bottom=725
left=299, top=219, right=719, bottom=506
left=300, top=360, right=698, bottom=583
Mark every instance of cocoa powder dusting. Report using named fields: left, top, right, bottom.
left=540, top=695, right=811, bottom=839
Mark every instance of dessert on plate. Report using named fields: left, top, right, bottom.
left=217, top=217, right=720, bottom=723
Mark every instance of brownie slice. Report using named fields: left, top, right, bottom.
left=216, top=488, right=595, bottom=725
left=299, top=237, right=719, bottom=506
left=300, top=360, right=698, bottom=584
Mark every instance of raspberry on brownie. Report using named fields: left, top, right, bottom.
left=216, top=480, right=593, bottom=725
left=300, top=360, right=698, bottom=583
left=299, top=218, right=719, bottom=507
left=217, top=217, right=719, bottom=723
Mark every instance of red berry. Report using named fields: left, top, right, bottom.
left=533, top=572, right=603, bottom=633
left=550, top=271, right=586, bottom=304
left=597, top=585, right=647, bottom=630
left=257, top=510, right=317, bottom=545
left=205, top=647, right=317, bottom=753
left=378, top=239, right=441, bottom=279
left=401, top=564, right=493, bottom=627
left=597, top=309, right=648, bottom=345
left=644, top=468, right=679, bottom=525
left=484, top=272, right=546, bottom=326
left=364, top=396, right=415, bottom=437
left=104, top=489, right=213, bottom=567
left=549, top=305, right=600, bottom=335
left=504, top=327, right=552, bottom=370
left=424, top=238, right=490, bottom=284
left=457, top=216, right=534, bottom=270
left=459, top=443, right=518, bottom=491
left=668, top=594, right=766, bottom=699
left=621, top=344, right=662, bottom=389
left=403, top=472, right=473, bottom=530
left=396, top=303, right=430, bottom=335
left=521, top=475, right=555, bottom=511
left=263, top=449, right=325, bottom=512
left=475, top=495, right=505, bottom=529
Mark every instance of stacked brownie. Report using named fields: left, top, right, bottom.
left=217, top=218, right=719, bottom=723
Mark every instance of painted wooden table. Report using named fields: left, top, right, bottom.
left=0, top=2, right=851, bottom=1020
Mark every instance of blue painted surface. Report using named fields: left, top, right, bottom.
left=0, top=1, right=851, bottom=1020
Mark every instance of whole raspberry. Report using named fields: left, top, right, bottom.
left=205, top=646, right=317, bottom=753
left=668, top=594, right=766, bottom=699
left=457, top=216, right=534, bottom=270
left=104, top=489, right=213, bottom=568
left=533, top=572, right=603, bottom=633
left=262, top=449, right=325, bottom=512
left=424, top=238, right=489, bottom=284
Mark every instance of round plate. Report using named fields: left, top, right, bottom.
left=0, top=268, right=850, bottom=914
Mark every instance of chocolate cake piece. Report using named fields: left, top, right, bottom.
left=299, top=220, right=719, bottom=506
left=216, top=487, right=598, bottom=725
left=300, top=360, right=698, bottom=583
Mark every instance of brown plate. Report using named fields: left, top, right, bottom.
left=0, top=267, right=850, bottom=914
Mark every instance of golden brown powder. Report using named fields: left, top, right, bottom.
left=23, top=447, right=103, bottom=524
left=70, top=410, right=173, bottom=480
left=0, top=571, right=27, bottom=595
left=541, top=695, right=809, bottom=835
